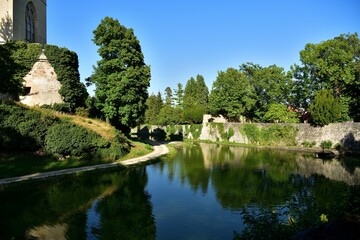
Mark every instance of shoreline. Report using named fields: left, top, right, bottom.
left=0, top=142, right=169, bottom=186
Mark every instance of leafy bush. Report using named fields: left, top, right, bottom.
left=309, top=89, right=342, bottom=126
left=75, top=107, right=90, bottom=117
left=320, top=140, right=333, bottom=150
left=264, top=103, right=300, bottom=123
left=45, top=122, right=105, bottom=156
left=0, top=101, right=56, bottom=150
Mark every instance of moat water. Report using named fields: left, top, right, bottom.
left=1, top=143, right=359, bottom=239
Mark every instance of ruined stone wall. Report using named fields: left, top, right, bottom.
left=20, top=52, right=63, bottom=106
left=135, top=122, right=360, bottom=151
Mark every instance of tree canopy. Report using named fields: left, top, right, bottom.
left=309, top=89, right=342, bottom=126
left=183, top=75, right=209, bottom=123
left=208, top=68, right=256, bottom=121
left=294, top=33, right=360, bottom=120
left=88, top=17, right=150, bottom=132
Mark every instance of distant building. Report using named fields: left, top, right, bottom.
left=0, top=0, right=47, bottom=44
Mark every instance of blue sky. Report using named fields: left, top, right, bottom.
left=47, top=0, right=360, bottom=95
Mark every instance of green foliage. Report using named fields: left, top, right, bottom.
left=75, top=107, right=90, bottom=117
left=45, top=122, right=107, bottom=156
left=239, top=123, right=297, bottom=146
left=240, top=124, right=261, bottom=144
left=88, top=17, right=150, bottom=131
left=227, top=127, right=235, bottom=141
left=0, top=100, right=57, bottom=151
left=157, top=104, right=180, bottom=125
left=189, top=124, right=203, bottom=140
left=0, top=42, right=29, bottom=98
left=44, top=44, right=88, bottom=111
left=41, top=103, right=71, bottom=113
left=210, top=123, right=234, bottom=141
left=145, top=92, right=163, bottom=125
left=320, top=140, right=333, bottom=150
left=183, top=104, right=206, bottom=124
left=301, top=141, right=316, bottom=148
left=101, top=131, right=130, bottom=160
left=0, top=100, right=130, bottom=160
left=294, top=33, right=360, bottom=120
left=235, top=208, right=295, bottom=240
left=309, top=89, right=342, bottom=126
left=0, top=42, right=88, bottom=110
left=208, top=68, right=256, bottom=121
left=173, top=83, right=184, bottom=109
left=183, top=75, right=209, bottom=123
left=264, top=104, right=300, bottom=123
left=240, top=63, right=294, bottom=121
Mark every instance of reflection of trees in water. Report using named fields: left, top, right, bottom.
left=96, top=167, right=156, bottom=240
left=167, top=143, right=360, bottom=211
left=210, top=148, right=300, bottom=209
left=0, top=168, right=155, bottom=240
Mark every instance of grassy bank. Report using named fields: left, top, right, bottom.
left=0, top=101, right=155, bottom=179
left=0, top=141, right=153, bottom=179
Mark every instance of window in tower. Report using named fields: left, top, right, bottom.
left=25, top=2, right=36, bottom=43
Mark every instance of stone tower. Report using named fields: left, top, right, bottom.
left=20, top=51, right=63, bottom=106
left=0, top=0, right=47, bottom=44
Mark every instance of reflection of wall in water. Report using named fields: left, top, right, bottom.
left=26, top=224, right=68, bottom=240
left=296, top=156, right=360, bottom=185
left=199, top=143, right=248, bottom=169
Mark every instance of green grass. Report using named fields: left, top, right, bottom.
left=0, top=141, right=154, bottom=179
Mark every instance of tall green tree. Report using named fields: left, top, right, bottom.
left=183, top=74, right=209, bottom=123
left=208, top=68, right=256, bottom=121
left=240, top=63, right=293, bottom=121
left=88, top=17, right=150, bottom=132
left=157, top=87, right=178, bottom=125
left=309, top=89, right=342, bottom=126
left=294, top=33, right=360, bottom=120
left=164, top=87, right=173, bottom=106
left=145, top=92, right=163, bottom=125
left=173, top=83, right=184, bottom=109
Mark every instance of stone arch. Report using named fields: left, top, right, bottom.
left=25, top=1, right=36, bottom=43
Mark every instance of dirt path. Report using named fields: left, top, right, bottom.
left=0, top=142, right=169, bottom=186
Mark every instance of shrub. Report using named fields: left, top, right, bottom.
left=334, top=143, right=342, bottom=151
left=309, top=89, right=342, bottom=126
left=320, top=140, right=333, bottom=150
left=45, top=122, right=105, bottom=156
left=0, top=101, right=56, bottom=150
left=75, top=107, right=90, bottom=117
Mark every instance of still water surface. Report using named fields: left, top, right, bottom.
left=0, top=143, right=359, bottom=239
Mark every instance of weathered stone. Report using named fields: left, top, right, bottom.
left=20, top=52, right=63, bottom=106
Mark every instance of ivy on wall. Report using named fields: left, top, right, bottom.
left=239, top=123, right=298, bottom=146
left=0, top=41, right=88, bottom=111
